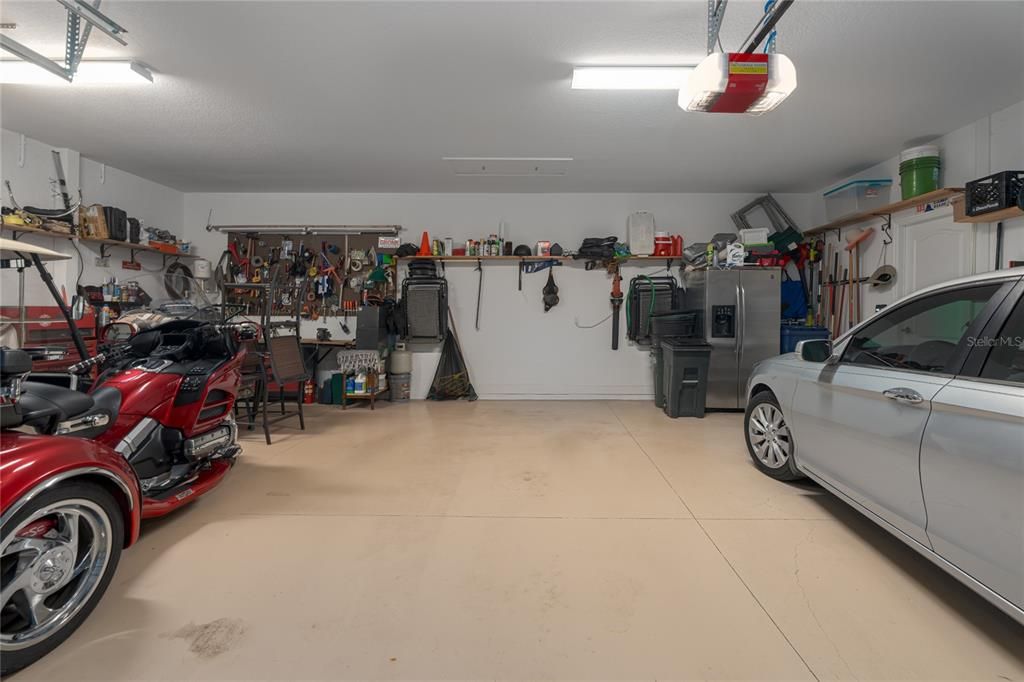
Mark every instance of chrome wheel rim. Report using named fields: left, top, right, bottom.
left=748, top=404, right=793, bottom=469
left=1, top=499, right=112, bottom=651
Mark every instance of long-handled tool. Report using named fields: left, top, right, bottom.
left=475, top=259, right=483, bottom=331
left=610, top=262, right=623, bottom=350
left=845, top=227, right=874, bottom=326
left=830, top=255, right=839, bottom=338
left=847, top=248, right=854, bottom=329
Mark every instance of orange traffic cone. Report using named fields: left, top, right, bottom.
left=418, top=231, right=432, bottom=256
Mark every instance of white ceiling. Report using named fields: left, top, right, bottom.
left=1, top=1, right=1022, bottom=193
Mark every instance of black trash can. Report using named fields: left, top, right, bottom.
left=650, top=311, right=701, bottom=409
left=652, top=344, right=665, bottom=408
left=661, top=339, right=712, bottom=418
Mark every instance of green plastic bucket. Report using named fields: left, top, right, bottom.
left=899, top=145, right=941, bottom=200
left=900, top=157, right=940, bottom=199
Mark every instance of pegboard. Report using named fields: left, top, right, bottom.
left=218, top=232, right=400, bottom=322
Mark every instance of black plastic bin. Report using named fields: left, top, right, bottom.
left=652, top=344, right=665, bottom=408
left=650, top=310, right=701, bottom=339
left=661, top=339, right=712, bottom=418
left=650, top=311, right=701, bottom=409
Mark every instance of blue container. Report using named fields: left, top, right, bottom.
left=780, top=325, right=830, bottom=354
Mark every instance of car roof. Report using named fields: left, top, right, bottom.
left=907, top=266, right=1024, bottom=298
left=836, top=266, right=1024, bottom=343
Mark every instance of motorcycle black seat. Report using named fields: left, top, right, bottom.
left=17, top=383, right=121, bottom=438
left=74, top=386, right=121, bottom=438
left=19, top=381, right=95, bottom=430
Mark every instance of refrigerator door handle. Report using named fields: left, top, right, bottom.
left=735, top=283, right=744, bottom=358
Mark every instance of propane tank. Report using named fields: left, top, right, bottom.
left=389, top=343, right=413, bottom=375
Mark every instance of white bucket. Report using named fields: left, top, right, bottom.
left=900, top=144, right=940, bottom=163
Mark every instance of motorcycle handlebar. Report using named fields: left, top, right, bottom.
left=67, top=324, right=257, bottom=375
left=67, top=343, right=134, bottom=374
left=67, top=353, right=106, bottom=375
left=218, top=322, right=259, bottom=340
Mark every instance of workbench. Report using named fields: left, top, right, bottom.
left=301, top=337, right=356, bottom=366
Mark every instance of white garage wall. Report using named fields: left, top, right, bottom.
left=5, top=96, right=1017, bottom=397
left=1, top=128, right=187, bottom=307
left=807, top=99, right=1024, bottom=315
left=183, top=192, right=815, bottom=399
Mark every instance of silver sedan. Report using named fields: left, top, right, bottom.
left=744, top=267, right=1024, bottom=626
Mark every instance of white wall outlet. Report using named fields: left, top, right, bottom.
left=95, top=256, right=110, bottom=267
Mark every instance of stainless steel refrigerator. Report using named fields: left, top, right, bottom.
left=682, top=268, right=780, bottom=409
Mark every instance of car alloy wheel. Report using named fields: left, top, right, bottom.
left=747, top=403, right=793, bottom=469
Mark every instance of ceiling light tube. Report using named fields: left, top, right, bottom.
left=0, top=59, right=153, bottom=84
left=571, top=66, right=693, bottom=90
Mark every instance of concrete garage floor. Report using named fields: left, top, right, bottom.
left=17, top=401, right=1024, bottom=680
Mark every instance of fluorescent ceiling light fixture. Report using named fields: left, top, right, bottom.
left=571, top=66, right=692, bottom=90
left=444, top=157, right=572, bottom=177
left=0, top=60, right=153, bottom=85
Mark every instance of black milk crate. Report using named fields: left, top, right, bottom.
left=965, top=171, right=1023, bottom=217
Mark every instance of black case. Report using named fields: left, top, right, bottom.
left=128, top=217, right=141, bottom=244
left=103, top=207, right=129, bottom=241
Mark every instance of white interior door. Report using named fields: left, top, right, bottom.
left=897, top=208, right=975, bottom=297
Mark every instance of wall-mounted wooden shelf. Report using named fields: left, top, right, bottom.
left=1, top=222, right=198, bottom=263
left=804, top=188, right=964, bottom=236
left=395, top=255, right=681, bottom=263
left=952, top=200, right=1024, bottom=224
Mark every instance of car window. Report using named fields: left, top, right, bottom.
left=979, top=299, right=1024, bottom=384
left=841, top=284, right=1000, bottom=373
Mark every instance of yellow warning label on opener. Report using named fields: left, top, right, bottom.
left=729, top=62, right=769, bottom=75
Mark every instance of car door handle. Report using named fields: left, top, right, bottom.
left=882, top=387, right=924, bottom=404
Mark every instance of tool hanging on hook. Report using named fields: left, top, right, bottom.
left=610, top=262, right=623, bottom=350
left=475, top=259, right=483, bottom=330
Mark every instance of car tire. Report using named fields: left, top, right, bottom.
left=1, top=482, right=124, bottom=676
left=744, top=391, right=804, bottom=481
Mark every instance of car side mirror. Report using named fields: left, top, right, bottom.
left=797, top=339, right=834, bottom=363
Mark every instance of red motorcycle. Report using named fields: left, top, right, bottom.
left=1, top=241, right=249, bottom=673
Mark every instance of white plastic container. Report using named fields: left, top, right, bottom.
left=627, top=212, right=655, bottom=256
left=899, top=145, right=940, bottom=163
left=738, top=228, right=770, bottom=246
left=823, top=179, right=893, bottom=221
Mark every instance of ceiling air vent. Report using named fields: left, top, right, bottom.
left=443, top=157, right=572, bottom=177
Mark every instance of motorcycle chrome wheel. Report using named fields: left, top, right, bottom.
left=1, top=499, right=113, bottom=651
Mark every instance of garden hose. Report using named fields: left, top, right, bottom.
left=624, top=275, right=657, bottom=339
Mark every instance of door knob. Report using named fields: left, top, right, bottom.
left=882, top=387, right=924, bottom=404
